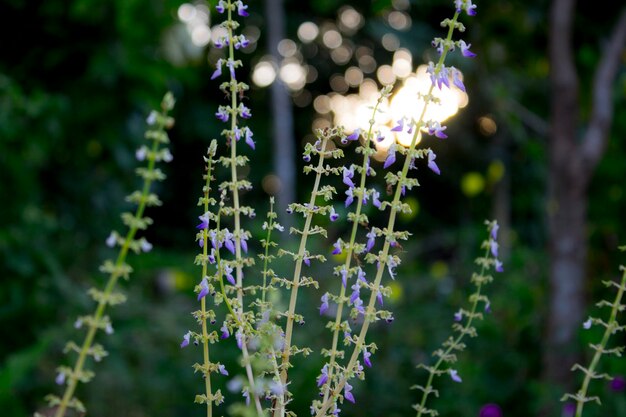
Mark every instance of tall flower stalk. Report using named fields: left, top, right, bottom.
left=43, top=93, right=175, bottom=417
left=413, top=220, right=502, bottom=417
left=314, top=2, right=479, bottom=415
left=562, top=245, right=626, bottom=417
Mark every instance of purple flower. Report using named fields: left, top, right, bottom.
left=224, top=264, right=236, bottom=286
left=197, top=212, right=209, bottom=229
left=198, top=278, right=210, bottom=300
left=343, top=166, right=355, bottom=188
left=240, top=235, right=249, bottom=253
left=485, top=301, right=491, bottom=314
left=357, top=267, right=367, bottom=283
left=146, top=110, right=158, bottom=125
left=387, top=256, right=398, bottom=279
left=216, top=107, right=229, bottom=122
left=226, top=59, right=237, bottom=79
left=140, top=239, right=152, bottom=252
left=458, top=40, right=477, bottom=58
left=220, top=323, right=230, bottom=339
left=224, top=230, right=236, bottom=254
left=135, top=147, right=147, bottom=161
left=610, top=376, right=626, bottom=392
left=243, top=389, right=250, bottom=406
left=235, top=330, right=244, bottom=349
left=105, top=322, right=114, bottom=335
left=320, top=293, right=329, bottom=315
left=180, top=331, right=192, bottom=348
left=234, top=35, right=250, bottom=50
left=216, top=0, right=226, bottom=13
left=454, top=309, right=463, bottom=322
left=491, top=222, right=500, bottom=240
left=329, top=206, right=339, bottom=222
left=244, top=127, right=255, bottom=149
left=372, top=190, right=382, bottom=209
left=495, top=259, right=504, bottom=273
left=366, top=230, right=376, bottom=252
left=317, top=365, right=329, bottom=387
left=583, top=317, right=592, bottom=329
left=490, top=240, right=499, bottom=258
left=449, top=369, right=462, bottom=383
left=562, top=402, right=576, bottom=417
left=343, top=129, right=361, bottom=144
left=236, top=1, right=249, bottom=16
left=428, top=121, right=448, bottom=139
left=376, top=286, right=384, bottom=305
left=55, top=371, right=66, bottom=385
left=384, top=145, right=397, bottom=169
left=427, top=150, right=441, bottom=175
left=340, top=266, right=348, bottom=288
left=218, top=364, right=229, bottom=376
left=479, top=403, right=502, bottom=417
left=211, top=59, right=224, bottom=80
left=239, top=104, right=251, bottom=119
left=437, top=66, right=450, bottom=89
left=391, top=118, right=404, bottom=132
left=350, top=282, right=361, bottom=304
left=332, top=239, right=343, bottom=255
left=344, top=382, right=355, bottom=403
left=451, top=67, right=466, bottom=92
left=363, top=348, right=372, bottom=367
left=106, top=232, right=116, bottom=248
left=214, top=37, right=228, bottom=49
left=376, top=131, right=385, bottom=142
left=345, top=188, right=354, bottom=207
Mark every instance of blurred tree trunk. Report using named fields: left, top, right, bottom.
left=264, top=0, right=295, bottom=231
left=544, top=0, right=626, bottom=395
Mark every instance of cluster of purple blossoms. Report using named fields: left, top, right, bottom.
left=215, top=0, right=248, bottom=16
left=489, top=223, right=504, bottom=273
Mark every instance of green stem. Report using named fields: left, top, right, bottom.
left=415, top=245, right=490, bottom=417
left=275, top=135, right=331, bottom=417
left=224, top=2, right=262, bottom=415
left=575, top=267, right=626, bottom=417
left=54, top=129, right=163, bottom=417
left=315, top=12, right=461, bottom=416
left=322, top=94, right=385, bottom=405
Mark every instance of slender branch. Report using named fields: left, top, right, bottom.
left=580, top=8, right=626, bottom=174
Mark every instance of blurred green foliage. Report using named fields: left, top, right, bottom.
left=1, top=0, right=625, bottom=416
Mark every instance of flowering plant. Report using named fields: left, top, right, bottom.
left=34, top=2, right=626, bottom=417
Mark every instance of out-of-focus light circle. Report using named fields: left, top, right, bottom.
left=345, top=66, right=364, bottom=87
left=306, top=65, right=318, bottom=83
left=252, top=61, right=277, bottom=87
left=314, top=95, right=331, bottom=114
left=280, top=61, right=307, bottom=90
left=392, top=49, right=413, bottom=78
left=377, top=65, right=396, bottom=85
left=388, top=11, right=411, bottom=30
left=330, top=45, right=352, bottom=65
left=461, top=172, right=485, bottom=197
left=323, top=29, right=343, bottom=49
left=358, top=55, right=377, bottom=73
left=339, top=7, right=363, bottom=30
left=178, top=3, right=197, bottom=23
left=330, top=74, right=349, bottom=93
left=191, top=26, right=211, bottom=47
left=293, top=90, right=312, bottom=108
left=298, top=22, right=319, bottom=43
left=313, top=118, right=332, bottom=131
left=262, top=174, right=282, bottom=195
left=382, top=33, right=400, bottom=51
left=359, top=78, right=379, bottom=101
left=211, top=25, right=228, bottom=45
left=278, top=39, right=297, bottom=57
left=479, top=116, right=497, bottom=136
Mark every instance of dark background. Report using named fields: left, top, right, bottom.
left=1, top=0, right=625, bottom=416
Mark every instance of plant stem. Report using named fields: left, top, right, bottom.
left=322, top=94, right=385, bottom=405
left=54, top=134, right=163, bottom=417
left=315, top=13, right=461, bottom=416
left=575, top=267, right=626, bottom=417
left=275, top=134, right=331, bottom=417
